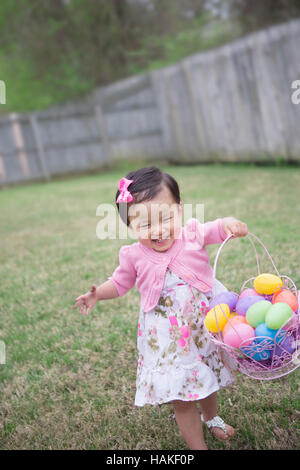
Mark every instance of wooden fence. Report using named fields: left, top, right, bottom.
left=1, top=18, right=300, bottom=187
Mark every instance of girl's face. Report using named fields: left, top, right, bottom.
left=128, top=186, right=182, bottom=252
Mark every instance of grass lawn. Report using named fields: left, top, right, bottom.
left=0, top=160, right=299, bottom=450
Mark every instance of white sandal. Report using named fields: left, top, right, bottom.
left=201, top=414, right=228, bottom=437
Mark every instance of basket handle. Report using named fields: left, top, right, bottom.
left=212, top=231, right=281, bottom=283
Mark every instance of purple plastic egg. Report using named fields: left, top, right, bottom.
left=274, top=335, right=296, bottom=356
left=236, top=295, right=265, bottom=317
left=263, top=294, right=273, bottom=302
left=209, top=291, right=239, bottom=312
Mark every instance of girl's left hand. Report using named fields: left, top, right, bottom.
left=222, top=217, right=248, bottom=238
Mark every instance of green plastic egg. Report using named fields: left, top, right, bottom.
left=265, top=302, right=293, bottom=330
left=246, top=300, right=272, bottom=328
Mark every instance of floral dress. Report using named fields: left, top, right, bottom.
left=135, top=268, right=234, bottom=406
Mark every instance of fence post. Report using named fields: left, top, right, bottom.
left=180, top=59, right=209, bottom=161
left=10, top=113, right=30, bottom=178
left=163, top=68, right=190, bottom=161
left=94, top=104, right=112, bottom=163
left=150, top=69, right=173, bottom=158
left=29, top=114, right=50, bottom=181
left=0, top=155, right=6, bottom=182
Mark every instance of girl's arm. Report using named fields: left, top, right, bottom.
left=96, top=279, right=119, bottom=301
left=74, top=245, right=136, bottom=315
left=187, top=217, right=247, bottom=249
left=107, top=244, right=137, bottom=297
left=73, top=279, right=119, bottom=316
left=222, top=217, right=248, bottom=238
left=202, top=217, right=247, bottom=245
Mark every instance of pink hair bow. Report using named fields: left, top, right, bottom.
left=116, top=177, right=134, bottom=203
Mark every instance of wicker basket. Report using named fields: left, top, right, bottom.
left=205, top=232, right=300, bottom=380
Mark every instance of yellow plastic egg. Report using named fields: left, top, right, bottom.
left=253, top=273, right=282, bottom=295
left=204, top=304, right=230, bottom=333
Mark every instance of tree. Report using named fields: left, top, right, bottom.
left=230, top=0, right=300, bottom=31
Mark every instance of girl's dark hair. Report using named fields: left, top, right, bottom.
left=115, top=166, right=181, bottom=226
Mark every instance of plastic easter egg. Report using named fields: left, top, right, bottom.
left=263, top=294, right=273, bottom=302
left=255, top=322, right=278, bottom=340
left=283, top=311, right=298, bottom=330
left=236, top=295, right=265, bottom=317
left=223, top=323, right=255, bottom=349
left=239, top=288, right=260, bottom=299
left=272, top=289, right=298, bottom=312
left=209, top=291, right=239, bottom=311
left=265, top=302, right=293, bottom=330
left=253, top=273, right=282, bottom=295
left=245, top=300, right=272, bottom=328
left=204, top=304, right=230, bottom=333
left=274, top=335, right=296, bottom=356
left=241, top=337, right=273, bottom=361
left=222, top=315, right=247, bottom=336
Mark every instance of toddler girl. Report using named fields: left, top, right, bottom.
left=73, top=166, right=248, bottom=450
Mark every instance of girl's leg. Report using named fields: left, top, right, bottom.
left=172, top=400, right=207, bottom=450
left=198, top=391, right=235, bottom=440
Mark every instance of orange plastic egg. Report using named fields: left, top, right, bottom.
left=222, top=315, right=247, bottom=337
left=272, top=289, right=298, bottom=312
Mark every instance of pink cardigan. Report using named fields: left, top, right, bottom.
left=108, top=218, right=228, bottom=313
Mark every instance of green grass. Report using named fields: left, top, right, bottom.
left=0, top=160, right=299, bottom=449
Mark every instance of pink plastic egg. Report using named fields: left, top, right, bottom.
left=223, top=323, right=255, bottom=349
left=239, top=288, right=260, bottom=299
left=222, top=315, right=247, bottom=337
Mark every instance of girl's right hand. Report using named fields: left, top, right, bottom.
left=73, top=284, right=98, bottom=316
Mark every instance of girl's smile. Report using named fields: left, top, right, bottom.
left=128, top=185, right=182, bottom=252
left=151, top=238, right=170, bottom=248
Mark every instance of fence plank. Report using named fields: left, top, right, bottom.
left=164, top=67, right=191, bottom=161
left=150, top=69, right=173, bottom=158
left=9, top=113, right=30, bottom=178
left=94, top=104, right=112, bottom=163
left=251, top=30, right=286, bottom=158
left=29, top=114, right=50, bottom=181
left=0, top=155, right=6, bottom=180
left=1, top=19, right=300, bottom=186
left=180, top=59, right=209, bottom=161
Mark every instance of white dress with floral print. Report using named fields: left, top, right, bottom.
left=135, top=268, right=234, bottom=406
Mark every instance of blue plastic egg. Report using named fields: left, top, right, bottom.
left=241, top=337, right=273, bottom=362
left=255, top=322, right=278, bottom=339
